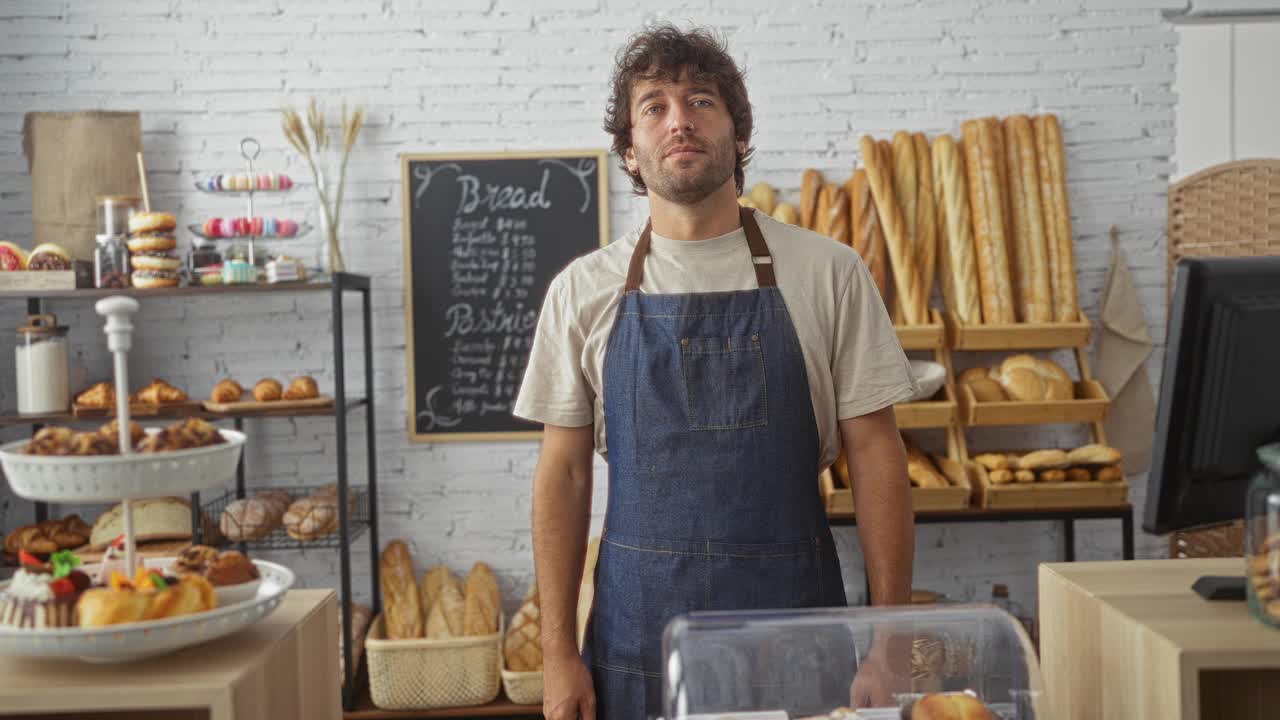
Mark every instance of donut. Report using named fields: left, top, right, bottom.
left=130, top=253, right=181, bottom=272
left=127, top=233, right=176, bottom=253
left=131, top=271, right=180, bottom=289
left=128, top=211, right=176, bottom=234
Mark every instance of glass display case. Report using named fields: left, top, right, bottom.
left=663, top=605, right=1045, bottom=720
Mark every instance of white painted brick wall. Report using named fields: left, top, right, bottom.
left=0, top=0, right=1177, bottom=619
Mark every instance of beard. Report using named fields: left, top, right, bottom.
left=632, top=132, right=737, bottom=205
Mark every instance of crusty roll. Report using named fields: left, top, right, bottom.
left=1034, top=114, right=1080, bottom=322
left=380, top=540, right=424, bottom=639
left=909, top=692, right=998, bottom=720
left=283, top=375, right=319, bottom=400
left=961, top=118, right=1015, bottom=323
left=253, top=378, right=282, bottom=402
left=1003, top=115, right=1053, bottom=322
left=931, top=135, right=981, bottom=324
left=860, top=134, right=924, bottom=325
left=800, top=169, right=823, bottom=230
left=210, top=379, right=242, bottom=403
left=849, top=169, right=888, bottom=300
left=912, top=132, right=938, bottom=319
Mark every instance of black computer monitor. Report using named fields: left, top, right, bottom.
left=1145, top=256, right=1280, bottom=537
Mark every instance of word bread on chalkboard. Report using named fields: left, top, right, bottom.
left=401, top=151, right=608, bottom=441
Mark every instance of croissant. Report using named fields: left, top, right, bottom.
left=135, top=379, right=188, bottom=405
left=24, top=427, right=74, bottom=455
left=69, top=431, right=117, bottom=456
left=253, top=379, right=282, bottom=402
left=77, top=574, right=217, bottom=627
left=282, top=375, right=319, bottom=400
left=75, top=382, right=115, bottom=409
left=210, top=379, right=243, bottom=403
left=99, top=419, right=145, bottom=448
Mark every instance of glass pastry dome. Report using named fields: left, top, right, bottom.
left=662, top=604, right=1046, bottom=720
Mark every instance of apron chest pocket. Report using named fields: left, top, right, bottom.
left=680, top=334, right=767, bottom=430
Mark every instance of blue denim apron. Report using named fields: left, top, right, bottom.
left=584, top=208, right=848, bottom=719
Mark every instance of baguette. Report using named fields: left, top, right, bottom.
left=419, top=565, right=457, bottom=619
left=850, top=170, right=888, bottom=300
left=380, top=540, right=425, bottom=639
left=828, top=184, right=851, bottom=246
left=961, top=118, right=1015, bottom=323
left=931, top=135, right=982, bottom=324
left=815, top=182, right=834, bottom=235
left=1034, top=114, right=1080, bottom=322
left=913, top=132, right=938, bottom=318
left=882, top=138, right=912, bottom=323
left=801, top=169, right=824, bottom=231
left=749, top=182, right=777, bottom=215
left=463, top=561, right=500, bottom=636
left=892, top=133, right=921, bottom=324
left=1003, top=115, right=1053, bottom=322
left=427, top=576, right=465, bottom=639
left=861, top=134, right=924, bottom=325
left=902, top=435, right=948, bottom=489
left=771, top=202, right=799, bottom=226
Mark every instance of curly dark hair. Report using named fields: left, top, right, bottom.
left=603, top=23, right=755, bottom=196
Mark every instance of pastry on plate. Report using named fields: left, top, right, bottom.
left=77, top=569, right=216, bottom=627
left=282, top=375, right=319, bottom=400
left=0, top=550, right=92, bottom=629
left=171, top=545, right=260, bottom=587
left=210, top=379, right=243, bottom=403
left=134, top=378, right=188, bottom=405
left=253, top=378, right=282, bottom=402
left=23, top=426, right=74, bottom=455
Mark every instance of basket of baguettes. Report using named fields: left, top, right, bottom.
left=742, top=113, right=1088, bottom=348
left=371, top=540, right=545, bottom=709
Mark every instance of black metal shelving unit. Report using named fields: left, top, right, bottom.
left=1, top=273, right=380, bottom=709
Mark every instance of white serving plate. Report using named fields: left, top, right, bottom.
left=0, top=429, right=246, bottom=503
left=908, top=360, right=947, bottom=402
left=0, top=558, right=293, bottom=662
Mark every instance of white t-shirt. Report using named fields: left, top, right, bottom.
left=513, top=209, right=918, bottom=469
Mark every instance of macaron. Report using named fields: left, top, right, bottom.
left=279, top=174, right=292, bottom=190
left=250, top=216, right=264, bottom=237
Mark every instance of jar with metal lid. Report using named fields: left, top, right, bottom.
left=96, top=195, right=142, bottom=236
left=94, top=233, right=131, bottom=288
left=1246, top=443, right=1280, bottom=628
left=15, top=314, right=69, bottom=415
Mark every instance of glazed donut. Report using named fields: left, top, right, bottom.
left=130, top=254, right=181, bottom=272
left=128, top=211, right=177, bottom=234
left=131, top=272, right=180, bottom=289
left=127, top=233, right=177, bottom=253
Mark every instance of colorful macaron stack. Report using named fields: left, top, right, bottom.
left=196, top=173, right=292, bottom=192
left=127, top=211, right=180, bottom=288
left=199, top=217, right=300, bottom=239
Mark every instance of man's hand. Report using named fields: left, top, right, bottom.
left=848, top=637, right=910, bottom=709
left=543, top=651, right=596, bottom=720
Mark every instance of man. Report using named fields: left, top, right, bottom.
left=513, top=24, right=916, bottom=720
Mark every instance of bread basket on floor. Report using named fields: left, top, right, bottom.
left=365, top=614, right=503, bottom=710
left=501, top=668, right=544, bottom=705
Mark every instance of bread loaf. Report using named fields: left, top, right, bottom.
left=849, top=170, right=888, bottom=300
left=1066, top=468, right=1092, bottom=483
left=909, top=692, right=998, bottom=720
left=902, top=436, right=948, bottom=489
left=861, top=134, right=924, bottom=325
left=379, top=540, right=424, bottom=639
left=419, top=565, right=457, bottom=619
left=1034, top=114, right=1080, bottom=322
left=427, top=576, right=466, bottom=639
left=824, top=183, right=850, bottom=246
left=1003, top=115, right=1052, bottom=323
left=993, top=354, right=1072, bottom=401
left=771, top=202, right=799, bottom=225
left=800, top=169, right=823, bottom=230
left=749, top=182, right=777, bottom=215
left=931, top=134, right=981, bottom=325
left=1039, top=469, right=1067, bottom=483
left=1068, top=444, right=1123, bottom=466
left=912, top=132, right=938, bottom=318
left=966, top=377, right=1008, bottom=403
left=219, top=498, right=277, bottom=542
left=1017, top=449, right=1070, bottom=470
left=961, top=119, right=1015, bottom=323
left=90, top=497, right=193, bottom=550
left=505, top=584, right=542, bottom=672
left=463, top=561, right=500, bottom=636
left=988, top=469, right=1014, bottom=485
left=892, top=132, right=919, bottom=259
left=283, top=496, right=338, bottom=541
left=1014, top=469, right=1036, bottom=484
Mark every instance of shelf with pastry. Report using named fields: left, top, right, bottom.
left=954, top=353, right=1109, bottom=427
left=823, top=427, right=973, bottom=515
left=203, top=483, right=369, bottom=551
left=964, top=443, right=1128, bottom=510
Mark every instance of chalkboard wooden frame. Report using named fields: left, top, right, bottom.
left=400, top=149, right=610, bottom=442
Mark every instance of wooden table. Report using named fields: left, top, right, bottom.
left=344, top=687, right=542, bottom=719
left=0, top=589, right=339, bottom=720
left=1039, top=559, right=1280, bottom=720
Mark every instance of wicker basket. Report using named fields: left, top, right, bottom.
left=1169, top=520, right=1246, bottom=559
left=365, top=614, right=503, bottom=710
left=501, top=668, right=544, bottom=705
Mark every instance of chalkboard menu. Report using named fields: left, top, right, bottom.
left=401, top=151, right=608, bottom=441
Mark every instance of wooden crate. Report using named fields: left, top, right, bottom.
left=895, top=398, right=957, bottom=428
left=958, top=380, right=1110, bottom=426
left=968, top=460, right=1128, bottom=510
left=944, top=310, right=1092, bottom=350
left=894, top=309, right=946, bottom=351
left=822, top=453, right=971, bottom=515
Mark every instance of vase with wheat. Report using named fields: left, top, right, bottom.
left=281, top=99, right=363, bottom=273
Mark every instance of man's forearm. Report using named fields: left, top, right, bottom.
left=841, top=410, right=914, bottom=606
left=531, top=449, right=594, bottom=660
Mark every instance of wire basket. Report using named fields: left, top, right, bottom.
left=365, top=614, right=503, bottom=710
left=200, top=485, right=369, bottom=550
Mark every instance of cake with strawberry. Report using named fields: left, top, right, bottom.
left=0, top=550, right=91, bottom=629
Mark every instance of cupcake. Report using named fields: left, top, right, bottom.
left=0, top=551, right=91, bottom=629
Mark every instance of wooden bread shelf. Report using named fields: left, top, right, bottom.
left=958, top=379, right=1110, bottom=426
left=968, top=459, right=1128, bottom=510
left=894, top=309, right=947, bottom=350
left=822, top=451, right=971, bottom=515
left=894, top=397, right=957, bottom=428
left=944, top=310, right=1092, bottom=350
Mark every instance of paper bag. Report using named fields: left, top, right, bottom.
left=22, top=111, right=143, bottom=261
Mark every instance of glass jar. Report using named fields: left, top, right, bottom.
left=94, top=233, right=130, bottom=288
left=1246, top=443, right=1280, bottom=628
left=15, top=314, right=69, bottom=415
left=96, top=195, right=141, bottom=236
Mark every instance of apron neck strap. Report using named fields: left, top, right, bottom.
left=624, top=207, right=776, bottom=292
